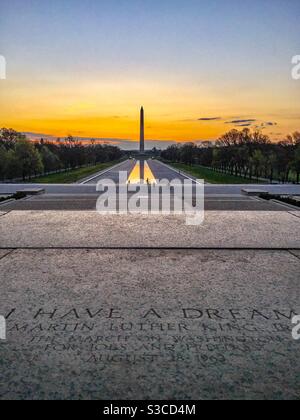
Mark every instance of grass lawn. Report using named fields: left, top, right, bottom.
left=166, top=162, right=263, bottom=184
left=30, top=161, right=122, bottom=184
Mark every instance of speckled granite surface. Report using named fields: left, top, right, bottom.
left=0, top=249, right=299, bottom=400
left=290, top=250, right=300, bottom=259
left=0, top=211, right=299, bottom=248
left=0, top=250, right=11, bottom=259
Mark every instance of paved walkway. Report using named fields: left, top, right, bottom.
left=0, top=159, right=299, bottom=212
left=1, top=160, right=300, bottom=196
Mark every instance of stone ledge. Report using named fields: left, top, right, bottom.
left=16, top=188, right=45, bottom=196
left=242, top=189, right=268, bottom=196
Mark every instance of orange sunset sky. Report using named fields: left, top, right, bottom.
left=0, top=1, right=299, bottom=146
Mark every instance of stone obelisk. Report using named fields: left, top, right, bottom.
left=140, top=106, right=145, bottom=153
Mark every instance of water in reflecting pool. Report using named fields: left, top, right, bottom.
left=127, top=160, right=156, bottom=184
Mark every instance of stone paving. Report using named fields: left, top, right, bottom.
left=0, top=211, right=299, bottom=249
left=0, top=247, right=299, bottom=400
left=0, top=208, right=299, bottom=399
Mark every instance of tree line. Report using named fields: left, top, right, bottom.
left=161, top=129, right=300, bottom=183
left=0, top=128, right=124, bottom=181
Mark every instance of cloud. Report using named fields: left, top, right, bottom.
left=226, top=118, right=278, bottom=130
left=261, top=121, right=277, bottom=127
left=226, top=119, right=257, bottom=124
left=235, top=124, right=252, bottom=127
left=198, top=117, right=221, bottom=121
left=252, top=122, right=278, bottom=129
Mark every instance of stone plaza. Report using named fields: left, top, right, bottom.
left=0, top=196, right=299, bottom=399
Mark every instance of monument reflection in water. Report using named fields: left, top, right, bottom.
left=127, top=160, right=157, bottom=184
left=126, top=107, right=156, bottom=185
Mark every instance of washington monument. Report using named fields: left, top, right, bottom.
left=140, top=106, right=145, bottom=153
